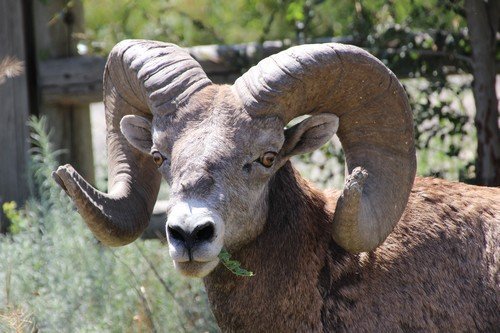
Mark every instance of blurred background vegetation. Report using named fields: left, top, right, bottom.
left=79, top=0, right=498, bottom=186
left=1, top=0, right=498, bottom=332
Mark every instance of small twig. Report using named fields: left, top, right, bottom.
left=4, top=266, right=11, bottom=309
left=111, top=251, right=159, bottom=333
left=47, top=0, right=74, bottom=26
left=134, top=244, right=178, bottom=302
left=154, top=229, right=168, bottom=245
left=138, top=286, right=157, bottom=333
left=133, top=244, right=192, bottom=333
left=386, top=48, right=472, bottom=66
left=413, top=49, right=472, bottom=65
left=259, top=9, right=277, bottom=43
left=180, top=11, right=225, bottom=44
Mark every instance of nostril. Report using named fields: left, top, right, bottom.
left=193, top=222, right=215, bottom=242
left=168, top=225, right=186, bottom=243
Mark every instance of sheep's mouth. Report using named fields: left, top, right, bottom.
left=173, top=258, right=220, bottom=278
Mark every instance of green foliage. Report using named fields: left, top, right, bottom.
left=81, top=0, right=470, bottom=51
left=79, top=0, right=482, bottom=182
left=286, top=1, right=306, bottom=23
left=405, top=77, right=476, bottom=181
left=2, top=202, right=24, bottom=234
left=0, top=117, right=217, bottom=332
left=218, top=249, right=254, bottom=277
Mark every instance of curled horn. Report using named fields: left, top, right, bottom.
left=52, top=40, right=212, bottom=246
left=233, top=43, right=416, bottom=253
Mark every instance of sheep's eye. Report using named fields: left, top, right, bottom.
left=151, top=151, right=165, bottom=167
left=259, top=152, right=277, bottom=168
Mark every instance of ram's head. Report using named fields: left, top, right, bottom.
left=53, top=41, right=415, bottom=277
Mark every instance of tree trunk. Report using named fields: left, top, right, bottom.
left=464, top=0, right=500, bottom=186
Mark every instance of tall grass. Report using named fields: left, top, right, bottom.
left=0, top=117, right=218, bottom=332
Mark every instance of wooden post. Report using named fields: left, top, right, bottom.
left=33, top=0, right=95, bottom=184
left=0, top=0, right=30, bottom=232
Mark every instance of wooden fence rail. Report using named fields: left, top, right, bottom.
left=38, top=37, right=353, bottom=105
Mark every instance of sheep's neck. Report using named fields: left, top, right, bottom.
left=203, top=163, right=338, bottom=332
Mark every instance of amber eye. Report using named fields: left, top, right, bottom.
left=151, top=151, right=165, bottom=167
left=259, top=152, right=277, bottom=168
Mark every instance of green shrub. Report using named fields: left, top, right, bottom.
left=0, top=117, right=218, bottom=333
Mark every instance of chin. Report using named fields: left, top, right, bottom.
left=173, top=258, right=220, bottom=278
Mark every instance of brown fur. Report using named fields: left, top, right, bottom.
left=204, top=163, right=500, bottom=332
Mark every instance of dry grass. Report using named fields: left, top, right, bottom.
left=0, top=307, right=37, bottom=333
left=0, top=56, right=24, bottom=85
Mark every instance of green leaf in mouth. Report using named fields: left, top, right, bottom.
left=218, top=249, right=254, bottom=277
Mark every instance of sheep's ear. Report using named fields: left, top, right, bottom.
left=120, top=115, right=153, bottom=154
left=282, top=114, right=339, bottom=157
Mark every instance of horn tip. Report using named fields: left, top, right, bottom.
left=52, top=164, right=77, bottom=195
left=344, top=167, right=368, bottom=195
left=52, top=170, right=68, bottom=194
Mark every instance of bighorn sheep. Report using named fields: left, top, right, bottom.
left=53, top=40, right=500, bottom=332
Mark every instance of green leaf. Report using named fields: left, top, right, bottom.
left=286, top=1, right=305, bottom=23
left=218, top=249, right=254, bottom=277
left=3, top=201, right=25, bottom=234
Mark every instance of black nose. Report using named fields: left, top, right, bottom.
left=167, top=222, right=215, bottom=252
